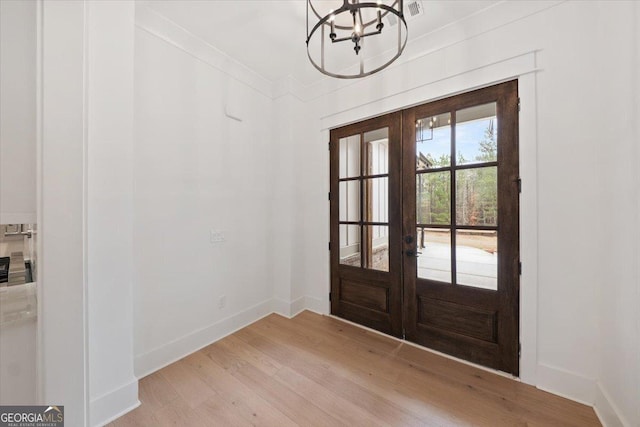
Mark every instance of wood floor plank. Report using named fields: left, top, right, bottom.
left=273, top=366, right=389, bottom=427
left=181, top=351, right=298, bottom=427
left=240, top=321, right=439, bottom=426
left=295, top=314, right=598, bottom=426
left=137, top=372, right=180, bottom=412
left=111, top=311, right=601, bottom=427
left=206, top=339, right=345, bottom=426
left=250, top=313, right=599, bottom=427
left=159, top=358, right=217, bottom=409
left=215, top=334, right=283, bottom=376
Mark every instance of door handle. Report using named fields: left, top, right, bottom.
left=405, top=249, right=422, bottom=257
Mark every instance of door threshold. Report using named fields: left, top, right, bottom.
left=327, top=313, right=519, bottom=382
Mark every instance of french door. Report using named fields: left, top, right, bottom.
left=330, top=81, right=520, bottom=375
left=329, top=112, right=403, bottom=337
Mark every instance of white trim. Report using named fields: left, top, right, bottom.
left=39, top=1, right=90, bottom=423
left=35, top=0, right=44, bottom=405
left=303, top=296, right=328, bottom=315
left=635, top=4, right=640, bottom=427
left=133, top=296, right=327, bottom=383
left=275, top=1, right=562, bottom=102
left=517, top=68, right=539, bottom=387
left=288, top=296, right=307, bottom=318
left=134, top=4, right=273, bottom=100
left=594, top=382, right=629, bottom=427
left=134, top=298, right=274, bottom=379
left=318, top=50, right=538, bottom=130
left=82, top=1, right=91, bottom=424
left=90, top=379, right=139, bottom=427
left=271, top=297, right=292, bottom=317
left=317, top=52, right=540, bottom=385
left=136, top=1, right=561, bottom=104
left=536, top=363, right=596, bottom=406
left=272, top=296, right=328, bottom=319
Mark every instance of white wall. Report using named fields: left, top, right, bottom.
left=283, top=1, right=639, bottom=425
left=594, top=3, right=640, bottom=426
left=86, top=2, right=138, bottom=426
left=40, top=1, right=88, bottom=425
left=0, top=0, right=37, bottom=225
left=133, top=9, right=277, bottom=376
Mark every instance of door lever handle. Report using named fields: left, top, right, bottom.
left=405, top=249, right=422, bottom=257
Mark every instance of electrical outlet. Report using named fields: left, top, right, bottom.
left=210, top=230, right=225, bottom=244
left=218, top=295, right=226, bottom=309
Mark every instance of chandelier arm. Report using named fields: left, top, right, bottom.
left=306, top=3, right=399, bottom=45
left=306, top=0, right=408, bottom=79
left=308, top=1, right=399, bottom=31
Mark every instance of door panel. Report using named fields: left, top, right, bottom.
left=402, top=81, right=519, bottom=375
left=330, top=112, right=403, bottom=338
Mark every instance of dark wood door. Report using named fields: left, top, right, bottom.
left=402, top=81, right=520, bottom=374
left=330, top=112, right=403, bottom=337
left=329, top=81, right=519, bottom=375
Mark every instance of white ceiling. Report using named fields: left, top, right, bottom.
left=140, top=0, right=502, bottom=86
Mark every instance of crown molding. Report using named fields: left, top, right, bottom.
left=136, top=1, right=562, bottom=103
left=134, top=4, right=274, bottom=100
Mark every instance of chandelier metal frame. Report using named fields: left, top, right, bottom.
left=306, top=0, right=408, bottom=79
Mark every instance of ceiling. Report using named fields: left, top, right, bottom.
left=140, top=0, right=502, bottom=86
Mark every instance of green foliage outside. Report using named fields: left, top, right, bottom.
left=417, top=122, right=497, bottom=226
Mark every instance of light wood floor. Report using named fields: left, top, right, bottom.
left=111, top=311, right=601, bottom=426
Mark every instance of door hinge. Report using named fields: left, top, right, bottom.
left=518, top=343, right=522, bottom=358
left=328, top=192, right=331, bottom=201
left=328, top=242, right=331, bottom=251
left=517, top=178, right=522, bottom=193
left=328, top=142, right=331, bottom=150
left=517, top=97, right=521, bottom=112
left=518, top=262, right=522, bottom=275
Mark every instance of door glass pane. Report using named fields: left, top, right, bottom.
left=339, top=134, right=361, bottom=178
left=417, top=112, right=451, bottom=170
left=364, top=225, right=388, bottom=272
left=364, top=177, right=388, bottom=223
left=364, top=128, right=389, bottom=175
left=456, top=103, right=497, bottom=166
left=456, top=230, right=497, bottom=290
left=455, top=167, right=497, bottom=226
left=339, top=180, right=360, bottom=222
left=417, top=228, right=451, bottom=283
left=416, top=172, right=450, bottom=225
left=339, top=224, right=361, bottom=267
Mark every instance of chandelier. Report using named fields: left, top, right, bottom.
left=306, top=1, right=408, bottom=79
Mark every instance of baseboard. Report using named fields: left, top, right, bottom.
left=273, top=295, right=328, bottom=318
left=303, top=295, right=328, bottom=315
left=271, top=297, right=291, bottom=317
left=90, top=379, right=139, bottom=427
left=134, top=298, right=274, bottom=378
left=289, top=296, right=307, bottom=317
left=594, top=382, right=629, bottom=427
left=536, top=363, right=596, bottom=406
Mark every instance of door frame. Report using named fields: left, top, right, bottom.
left=324, top=70, right=537, bottom=382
